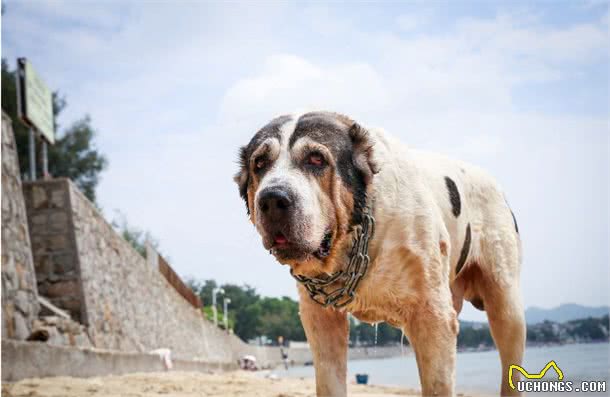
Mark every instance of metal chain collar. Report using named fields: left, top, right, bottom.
left=290, top=208, right=375, bottom=308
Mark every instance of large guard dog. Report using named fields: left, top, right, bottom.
left=234, top=111, right=525, bottom=397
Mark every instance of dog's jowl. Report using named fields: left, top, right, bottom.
left=235, top=111, right=525, bottom=397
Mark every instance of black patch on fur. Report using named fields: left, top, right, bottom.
left=236, top=115, right=293, bottom=214
left=289, top=112, right=351, bottom=153
left=470, top=296, right=485, bottom=311
left=504, top=197, right=519, bottom=234
left=510, top=209, right=519, bottom=234
left=455, top=223, right=471, bottom=275
left=444, top=176, right=461, bottom=217
left=237, top=146, right=249, bottom=212
left=290, top=112, right=368, bottom=227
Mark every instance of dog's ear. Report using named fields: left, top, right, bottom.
left=349, top=123, right=379, bottom=185
left=234, top=146, right=250, bottom=213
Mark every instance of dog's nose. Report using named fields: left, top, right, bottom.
left=258, top=188, right=293, bottom=220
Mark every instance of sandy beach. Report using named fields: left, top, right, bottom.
left=2, top=370, right=423, bottom=397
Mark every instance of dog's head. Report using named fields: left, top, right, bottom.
left=234, top=111, right=379, bottom=275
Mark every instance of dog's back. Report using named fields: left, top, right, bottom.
left=369, top=127, right=521, bottom=281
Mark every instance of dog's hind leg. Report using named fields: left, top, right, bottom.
left=480, top=276, right=526, bottom=396
left=471, top=217, right=526, bottom=396
left=298, top=285, right=348, bottom=397
left=461, top=179, right=526, bottom=396
left=476, top=232, right=525, bottom=396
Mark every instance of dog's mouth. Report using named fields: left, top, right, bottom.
left=271, top=231, right=333, bottom=260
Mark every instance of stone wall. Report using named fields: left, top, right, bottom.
left=23, top=177, right=258, bottom=362
left=22, top=179, right=86, bottom=323
left=1, top=112, right=40, bottom=340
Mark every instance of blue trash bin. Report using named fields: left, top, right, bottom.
left=355, top=374, right=369, bottom=385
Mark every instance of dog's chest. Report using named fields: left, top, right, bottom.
left=343, top=254, right=425, bottom=328
left=340, top=221, right=450, bottom=328
left=347, top=289, right=407, bottom=329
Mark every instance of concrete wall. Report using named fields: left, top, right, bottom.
left=1, top=340, right=407, bottom=382
left=2, top=340, right=235, bottom=382
left=257, top=345, right=407, bottom=365
left=1, top=112, right=39, bottom=340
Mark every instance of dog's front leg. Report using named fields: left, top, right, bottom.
left=298, top=285, right=348, bottom=397
left=404, top=296, right=458, bottom=397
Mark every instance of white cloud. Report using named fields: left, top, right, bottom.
left=455, top=15, right=608, bottom=64
left=396, top=14, right=424, bottom=31
left=220, top=55, right=391, bottom=122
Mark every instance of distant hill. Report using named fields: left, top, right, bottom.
left=460, top=320, right=487, bottom=329
left=525, top=304, right=609, bottom=324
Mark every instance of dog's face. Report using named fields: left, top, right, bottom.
left=234, top=112, right=379, bottom=275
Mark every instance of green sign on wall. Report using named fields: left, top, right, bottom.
left=17, top=58, right=54, bottom=144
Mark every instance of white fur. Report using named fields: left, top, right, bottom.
left=254, top=114, right=328, bottom=251
left=351, top=126, right=521, bottom=314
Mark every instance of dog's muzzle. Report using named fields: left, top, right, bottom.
left=257, top=187, right=309, bottom=259
left=258, top=187, right=294, bottom=223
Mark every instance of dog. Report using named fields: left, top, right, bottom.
left=234, top=111, right=525, bottom=396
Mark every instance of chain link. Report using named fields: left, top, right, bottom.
left=290, top=208, right=375, bottom=309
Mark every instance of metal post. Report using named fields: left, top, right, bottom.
left=212, top=288, right=224, bottom=327
left=223, top=298, right=231, bottom=331
left=42, top=140, right=49, bottom=179
left=212, top=292, right=217, bottom=327
left=28, top=127, right=36, bottom=181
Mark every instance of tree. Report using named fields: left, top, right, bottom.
left=257, top=296, right=305, bottom=343
left=566, top=315, right=609, bottom=341
left=187, top=279, right=219, bottom=308
left=187, top=279, right=306, bottom=343
left=457, top=325, right=494, bottom=348
left=221, top=284, right=260, bottom=338
left=1, top=59, right=107, bottom=202
left=111, top=210, right=161, bottom=258
left=235, top=303, right=263, bottom=341
left=47, top=116, right=107, bottom=202
left=350, top=321, right=403, bottom=346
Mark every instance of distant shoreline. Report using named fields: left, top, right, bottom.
left=456, top=339, right=610, bottom=354
left=340, top=339, right=610, bottom=358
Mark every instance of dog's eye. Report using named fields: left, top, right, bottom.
left=255, top=157, right=268, bottom=171
left=306, top=152, right=325, bottom=167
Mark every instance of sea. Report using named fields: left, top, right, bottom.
left=282, top=343, right=610, bottom=396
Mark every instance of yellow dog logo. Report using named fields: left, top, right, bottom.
left=508, top=361, right=564, bottom=390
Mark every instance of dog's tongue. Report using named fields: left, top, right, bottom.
left=274, top=233, right=288, bottom=245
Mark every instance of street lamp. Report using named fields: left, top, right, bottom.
left=212, top=288, right=224, bottom=327
left=223, top=298, right=231, bottom=331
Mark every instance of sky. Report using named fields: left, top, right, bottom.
left=2, top=1, right=608, bottom=322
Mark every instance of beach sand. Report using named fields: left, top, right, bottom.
left=2, top=370, right=421, bottom=397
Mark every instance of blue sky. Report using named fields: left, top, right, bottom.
left=2, top=1, right=608, bottom=321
